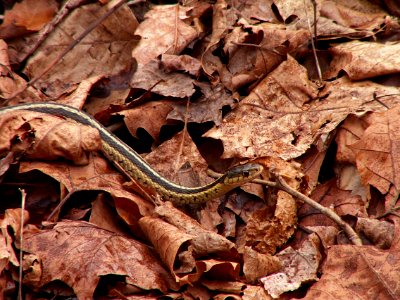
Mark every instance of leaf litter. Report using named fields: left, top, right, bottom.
left=0, top=0, right=400, bottom=299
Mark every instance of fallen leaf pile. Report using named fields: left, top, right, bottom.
left=1, top=0, right=400, bottom=299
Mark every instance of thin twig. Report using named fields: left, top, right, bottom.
left=19, top=0, right=87, bottom=63
left=304, top=0, right=322, bottom=84
left=174, top=98, right=190, bottom=175
left=273, top=176, right=362, bottom=245
left=18, top=189, right=26, bottom=300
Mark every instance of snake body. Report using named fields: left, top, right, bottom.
left=0, top=103, right=263, bottom=204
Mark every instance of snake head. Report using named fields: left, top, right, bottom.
left=223, top=163, right=263, bottom=185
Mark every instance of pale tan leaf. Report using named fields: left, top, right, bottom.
left=261, top=233, right=322, bottom=298
left=242, top=285, right=273, bottom=300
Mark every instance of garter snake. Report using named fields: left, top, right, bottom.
left=0, top=103, right=263, bottom=205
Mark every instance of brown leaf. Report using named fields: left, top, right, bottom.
left=168, top=82, right=235, bottom=125
left=205, top=57, right=400, bottom=160
left=319, top=0, right=386, bottom=34
left=132, top=5, right=199, bottom=65
left=145, top=130, right=212, bottom=188
left=350, top=106, right=400, bottom=194
left=235, top=0, right=276, bottom=23
left=0, top=209, right=28, bottom=270
left=21, top=220, right=177, bottom=299
left=89, top=195, right=131, bottom=236
left=24, top=2, right=138, bottom=98
left=183, top=260, right=241, bottom=286
left=155, top=203, right=236, bottom=257
left=301, top=245, right=400, bottom=299
left=243, top=246, right=281, bottom=283
left=201, top=280, right=245, bottom=294
left=356, top=218, right=394, bottom=249
left=245, top=191, right=297, bottom=254
left=0, top=0, right=58, bottom=39
left=130, top=60, right=196, bottom=98
left=327, top=41, right=400, bottom=80
left=0, top=109, right=102, bottom=165
left=19, top=154, right=153, bottom=224
left=120, top=101, right=174, bottom=141
left=161, top=54, right=202, bottom=76
left=138, top=215, right=195, bottom=283
left=299, top=180, right=368, bottom=228
left=336, top=114, right=370, bottom=164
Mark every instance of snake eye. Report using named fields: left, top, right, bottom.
left=243, top=170, right=250, bottom=178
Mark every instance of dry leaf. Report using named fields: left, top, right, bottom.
left=130, top=60, right=196, bottom=98
left=168, top=82, right=235, bottom=125
left=356, top=218, right=394, bottom=249
left=205, top=57, right=400, bottom=161
left=299, top=180, right=367, bottom=228
left=0, top=110, right=101, bottom=165
left=145, top=130, right=212, bottom=188
left=24, top=2, right=138, bottom=98
left=261, top=233, right=322, bottom=298
left=301, top=245, right=400, bottom=299
left=245, top=191, right=297, bottom=254
left=161, top=54, right=202, bottom=76
left=132, top=5, right=199, bottom=65
left=0, top=0, right=58, bottom=39
left=120, top=101, right=174, bottom=141
left=327, top=41, right=400, bottom=80
left=350, top=106, right=400, bottom=194
left=155, top=203, right=236, bottom=257
left=21, top=220, right=177, bottom=299
left=243, top=246, right=281, bottom=283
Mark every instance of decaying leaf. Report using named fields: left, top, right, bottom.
left=261, top=233, right=322, bottom=298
